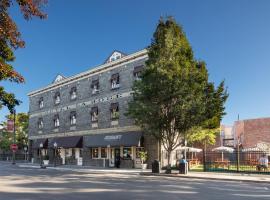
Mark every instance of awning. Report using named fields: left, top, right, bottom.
left=84, top=132, right=143, bottom=148
left=133, top=65, right=144, bottom=74
left=32, top=138, right=48, bottom=149
left=48, top=136, right=83, bottom=148
left=111, top=73, right=119, bottom=80
left=110, top=102, right=119, bottom=110
left=91, top=107, right=98, bottom=114
left=91, top=79, right=99, bottom=88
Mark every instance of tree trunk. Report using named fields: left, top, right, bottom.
left=166, top=149, right=172, bottom=174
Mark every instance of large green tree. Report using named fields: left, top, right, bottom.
left=127, top=17, right=228, bottom=168
left=0, top=0, right=47, bottom=112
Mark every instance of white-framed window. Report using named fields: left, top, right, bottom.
left=54, top=92, right=60, bottom=105
left=70, top=87, right=77, bottom=100
left=91, top=80, right=99, bottom=94
left=111, top=74, right=120, bottom=89
left=101, top=148, right=107, bottom=158
left=54, top=115, right=60, bottom=128
left=123, top=147, right=132, bottom=159
left=70, top=112, right=76, bottom=125
left=91, top=107, right=98, bottom=122
left=110, top=103, right=119, bottom=120
left=38, top=118, right=43, bottom=129
left=39, top=97, right=44, bottom=109
left=92, top=148, right=99, bottom=158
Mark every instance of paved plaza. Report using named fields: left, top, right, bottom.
left=0, top=162, right=270, bottom=200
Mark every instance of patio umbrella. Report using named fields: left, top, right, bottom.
left=212, top=146, right=234, bottom=161
left=179, top=147, right=202, bottom=153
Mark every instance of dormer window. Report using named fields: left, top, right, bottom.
left=91, top=107, right=98, bottom=122
left=39, top=97, right=44, bottom=109
left=133, top=65, right=144, bottom=81
left=38, top=118, right=43, bottom=129
left=54, top=92, right=60, bottom=105
left=105, top=51, right=126, bottom=63
left=110, top=103, right=119, bottom=120
left=91, top=79, right=99, bottom=94
left=111, top=73, right=120, bottom=89
left=54, top=114, right=60, bottom=128
left=70, top=87, right=77, bottom=100
left=70, top=111, right=76, bottom=126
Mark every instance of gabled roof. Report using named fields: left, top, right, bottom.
left=52, top=74, right=66, bottom=83
left=104, top=50, right=127, bottom=64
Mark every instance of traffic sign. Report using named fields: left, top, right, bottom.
left=10, top=144, right=18, bottom=152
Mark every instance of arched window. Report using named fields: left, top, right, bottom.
left=38, top=118, right=43, bottom=129
left=54, top=114, right=60, bottom=127
left=54, top=92, right=61, bottom=105
left=70, top=111, right=76, bottom=125
left=70, top=87, right=77, bottom=100
left=38, top=97, right=44, bottom=109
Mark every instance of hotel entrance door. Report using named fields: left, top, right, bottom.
left=114, top=148, right=120, bottom=168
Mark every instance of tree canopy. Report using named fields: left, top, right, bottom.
left=127, top=17, right=228, bottom=166
left=0, top=112, right=29, bottom=151
left=0, top=0, right=47, bottom=112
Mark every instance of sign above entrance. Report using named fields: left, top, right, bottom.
left=104, top=135, right=122, bottom=141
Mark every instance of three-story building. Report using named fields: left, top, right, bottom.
left=28, top=49, right=160, bottom=168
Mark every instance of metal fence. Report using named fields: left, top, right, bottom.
left=0, top=153, right=32, bottom=162
left=188, top=150, right=270, bottom=174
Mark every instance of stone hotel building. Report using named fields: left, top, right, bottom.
left=28, top=49, right=166, bottom=168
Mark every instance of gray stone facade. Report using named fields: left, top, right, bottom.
left=28, top=49, right=160, bottom=168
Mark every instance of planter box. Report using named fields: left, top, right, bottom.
left=141, top=164, right=148, bottom=170
left=43, top=160, right=49, bottom=166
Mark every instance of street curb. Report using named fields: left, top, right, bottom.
left=140, top=172, right=270, bottom=183
left=17, top=164, right=144, bottom=174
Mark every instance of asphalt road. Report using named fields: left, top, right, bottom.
left=0, top=162, right=270, bottom=200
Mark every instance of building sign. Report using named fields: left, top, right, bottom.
left=7, top=119, right=14, bottom=133
left=104, top=135, right=122, bottom=141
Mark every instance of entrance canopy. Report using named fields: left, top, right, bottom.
left=32, top=138, right=48, bottom=149
left=48, top=136, right=83, bottom=148
left=84, top=132, right=143, bottom=148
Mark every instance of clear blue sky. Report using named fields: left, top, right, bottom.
left=1, top=0, right=270, bottom=125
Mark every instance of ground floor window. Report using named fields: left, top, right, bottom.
left=123, top=147, right=132, bottom=159
left=101, top=148, right=107, bottom=158
left=92, top=148, right=99, bottom=158
left=136, top=147, right=145, bottom=159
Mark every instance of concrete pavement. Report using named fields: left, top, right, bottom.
left=1, top=161, right=270, bottom=200
left=14, top=161, right=270, bottom=183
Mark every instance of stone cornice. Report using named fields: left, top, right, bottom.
left=28, top=49, right=148, bottom=97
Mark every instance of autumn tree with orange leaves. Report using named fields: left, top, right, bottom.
left=0, top=0, right=47, bottom=112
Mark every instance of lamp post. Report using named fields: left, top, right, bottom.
left=39, top=143, right=43, bottom=167
left=53, top=142, right=58, bottom=167
left=184, top=139, right=188, bottom=175
left=24, top=146, right=28, bottom=162
left=12, top=109, right=16, bottom=165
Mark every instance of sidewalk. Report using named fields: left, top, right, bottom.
left=4, top=161, right=270, bottom=183
left=141, top=171, right=270, bottom=183
left=17, top=162, right=150, bottom=174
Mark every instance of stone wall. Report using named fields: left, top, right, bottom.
left=28, top=57, right=147, bottom=138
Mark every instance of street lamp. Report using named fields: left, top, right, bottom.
left=39, top=143, right=43, bottom=167
left=53, top=142, right=58, bottom=167
left=24, top=146, right=28, bottom=162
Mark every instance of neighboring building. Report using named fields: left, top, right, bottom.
left=233, top=117, right=270, bottom=151
left=220, top=125, right=234, bottom=147
left=28, top=49, right=166, bottom=168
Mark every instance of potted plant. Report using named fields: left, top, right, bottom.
left=139, top=151, right=148, bottom=170
left=43, top=155, right=49, bottom=166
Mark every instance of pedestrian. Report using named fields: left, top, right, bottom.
left=257, top=154, right=269, bottom=171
